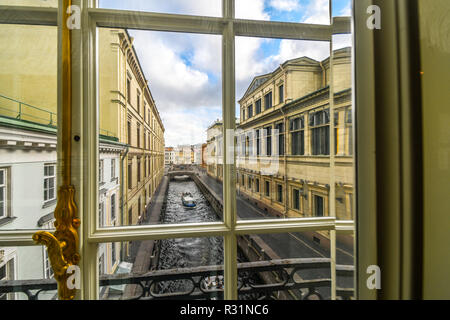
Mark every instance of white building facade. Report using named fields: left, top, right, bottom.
left=0, top=118, right=126, bottom=299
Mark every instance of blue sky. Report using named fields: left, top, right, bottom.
left=99, top=0, right=352, bottom=147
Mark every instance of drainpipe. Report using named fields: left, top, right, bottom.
left=280, top=106, right=288, bottom=219
left=279, top=64, right=288, bottom=218
left=120, top=145, right=129, bottom=227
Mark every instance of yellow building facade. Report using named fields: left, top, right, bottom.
left=0, top=24, right=165, bottom=267
left=98, top=29, right=165, bottom=226
left=236, top=48, right=353, bottom=222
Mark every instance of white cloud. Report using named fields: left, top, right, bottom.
left=271, top=39, right=330, bottom=64
left=338, top=1, right=352, bottom=16
left=301, top=0, right=330, bottom=24
left=269, top=0, right=301, bottom=12
left=162, top=108, right=221, bottom=147
left=236, top=0, right=270, bottom=20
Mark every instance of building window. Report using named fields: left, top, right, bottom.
left=144, top=131, right=147, bottom=150
left=111, top=159, right=116, bottom=180
left=277, top=184, right=283, bottom=203
left=111, top=194, right=116, bottom=222
left=248, top=176, right=252, bottom=190
left=265, top=126, right=272, bottom=156
left=128, top=161, right=132, bottom=190
left=245, top=135, right=250, bottom=157
left=137, top=124, right=140, bottom=148
left=264, top=91, right=272, bottom=110
left=279, top=84, right=284, bottom=104
left=128, top=208, right=133, bottom=225
left=98, top=160, right=104, bottom=183
left=256, top=129, right=260, bottom=156
left=138, top=197, right=141, bottom=218
left=255, top=178, right=260, bottom=193
left=255, top=99, right=261, bottom=114
left=346, top=108, right=353, bottom=156
left=111, top=243, right=116, bottom=267
left=143, top=102, right=146, bottom=123
left=44, top=247, right=53, bottom=279
left=44, top=164, right=56, bottom=202
left=136, top=89, right=141, bottom=112
left=276, top=122, right=284, bottom=156
left=314, top=195, right=324, bottom=217
left=290, top=116, right=305, bottom=155
left=241, top=174, right=245, bottom=186
left=99, top=201, right=104, bottom=227
left=310, top=109, right=330, bottom=155
left=127, top=120, right=132, bottom=145
left=127, top=78, right=131, bottom=104
left=293, top=189, right=300, bottom=210
left=0, top=169, right=6, bottom=218
left=265, top=180, right=270, bottom=197
left=247, top=104, right=253, bottom=118
left=255, top=99, right=261, bottom=115
left=137, top=157, right=141, bottom=183
left=99, top=254, right=105, bottom=276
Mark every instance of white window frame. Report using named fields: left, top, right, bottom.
left=0, top=168, right=7, bottom=219
left=98, top=160, right=104, bottom=183
left=44, top=164, right=56, bottom=203
left=110, top=158, right=115, bottom=181
left=0, top=0, right=356, bottom=300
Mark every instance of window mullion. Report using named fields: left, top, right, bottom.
left=222, top=0, right=237, bottom=301
left=75, top=0, right=99, bottom=300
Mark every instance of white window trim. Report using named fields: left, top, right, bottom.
left=43, top=163, right=56, bottom=203
left=0, top=168, right=7, bottom=219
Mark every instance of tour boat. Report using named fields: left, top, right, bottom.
left=181, top=192, right=196, bottom=208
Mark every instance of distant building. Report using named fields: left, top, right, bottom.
left=165, top=147, right=175, bottom=165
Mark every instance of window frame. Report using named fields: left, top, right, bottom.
left=43, top=163, right=57, bottom=203
left=0, top=0, right=356, bottom=300
left=0, top=168, right=7, bottom=219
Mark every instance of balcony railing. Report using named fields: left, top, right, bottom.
left=0, top=258, right=354, bottom=300
left=0, top=93, right=57, bottom=127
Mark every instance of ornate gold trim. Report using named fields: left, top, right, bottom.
left=33, top=0, right=79, bottom=300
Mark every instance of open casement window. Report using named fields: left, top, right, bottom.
left=10, top=0, right=437, bottom=301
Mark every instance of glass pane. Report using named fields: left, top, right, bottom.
left=98, top=238, right=223, bottom=300
left=98, top=28, right=222, bottom=227
left=0, top=24, right=57, bottom=230
left=235, top=36, right=340, bottom=220
left=0, top=245, right=58, bottom=300
left=98, top=0, right=221, bottom=17
left=332, top=0, right=351, bottom=17
left=336, top=232, right=354, bottom=299
left=236, top=0, right=330, bottom=24
left=237, top=232, right=333, bottom=300
left=0, top=0, right=57, bottom=7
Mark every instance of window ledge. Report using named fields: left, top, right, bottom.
left=42, top=199, right=57, bottom=209
left=0, top=216, right=17, bottom=227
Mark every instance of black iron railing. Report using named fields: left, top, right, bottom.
left=0, top=258, right=354, bottom=300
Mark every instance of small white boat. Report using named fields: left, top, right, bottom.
left=181, top=192, right=196, bottom=208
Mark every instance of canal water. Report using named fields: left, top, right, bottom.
left=156, top=179, right=223, bottom=294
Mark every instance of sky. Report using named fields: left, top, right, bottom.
left=99, top=0, right=352, bottom=147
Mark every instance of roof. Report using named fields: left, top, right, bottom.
left=239, top=47, right=351, bottom=103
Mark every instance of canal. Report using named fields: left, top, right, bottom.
left=155, top=178, right=261, bottom=298
left=156, top=179, right=224, bottom=293
left=158, top=179, right=223, bottom=269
